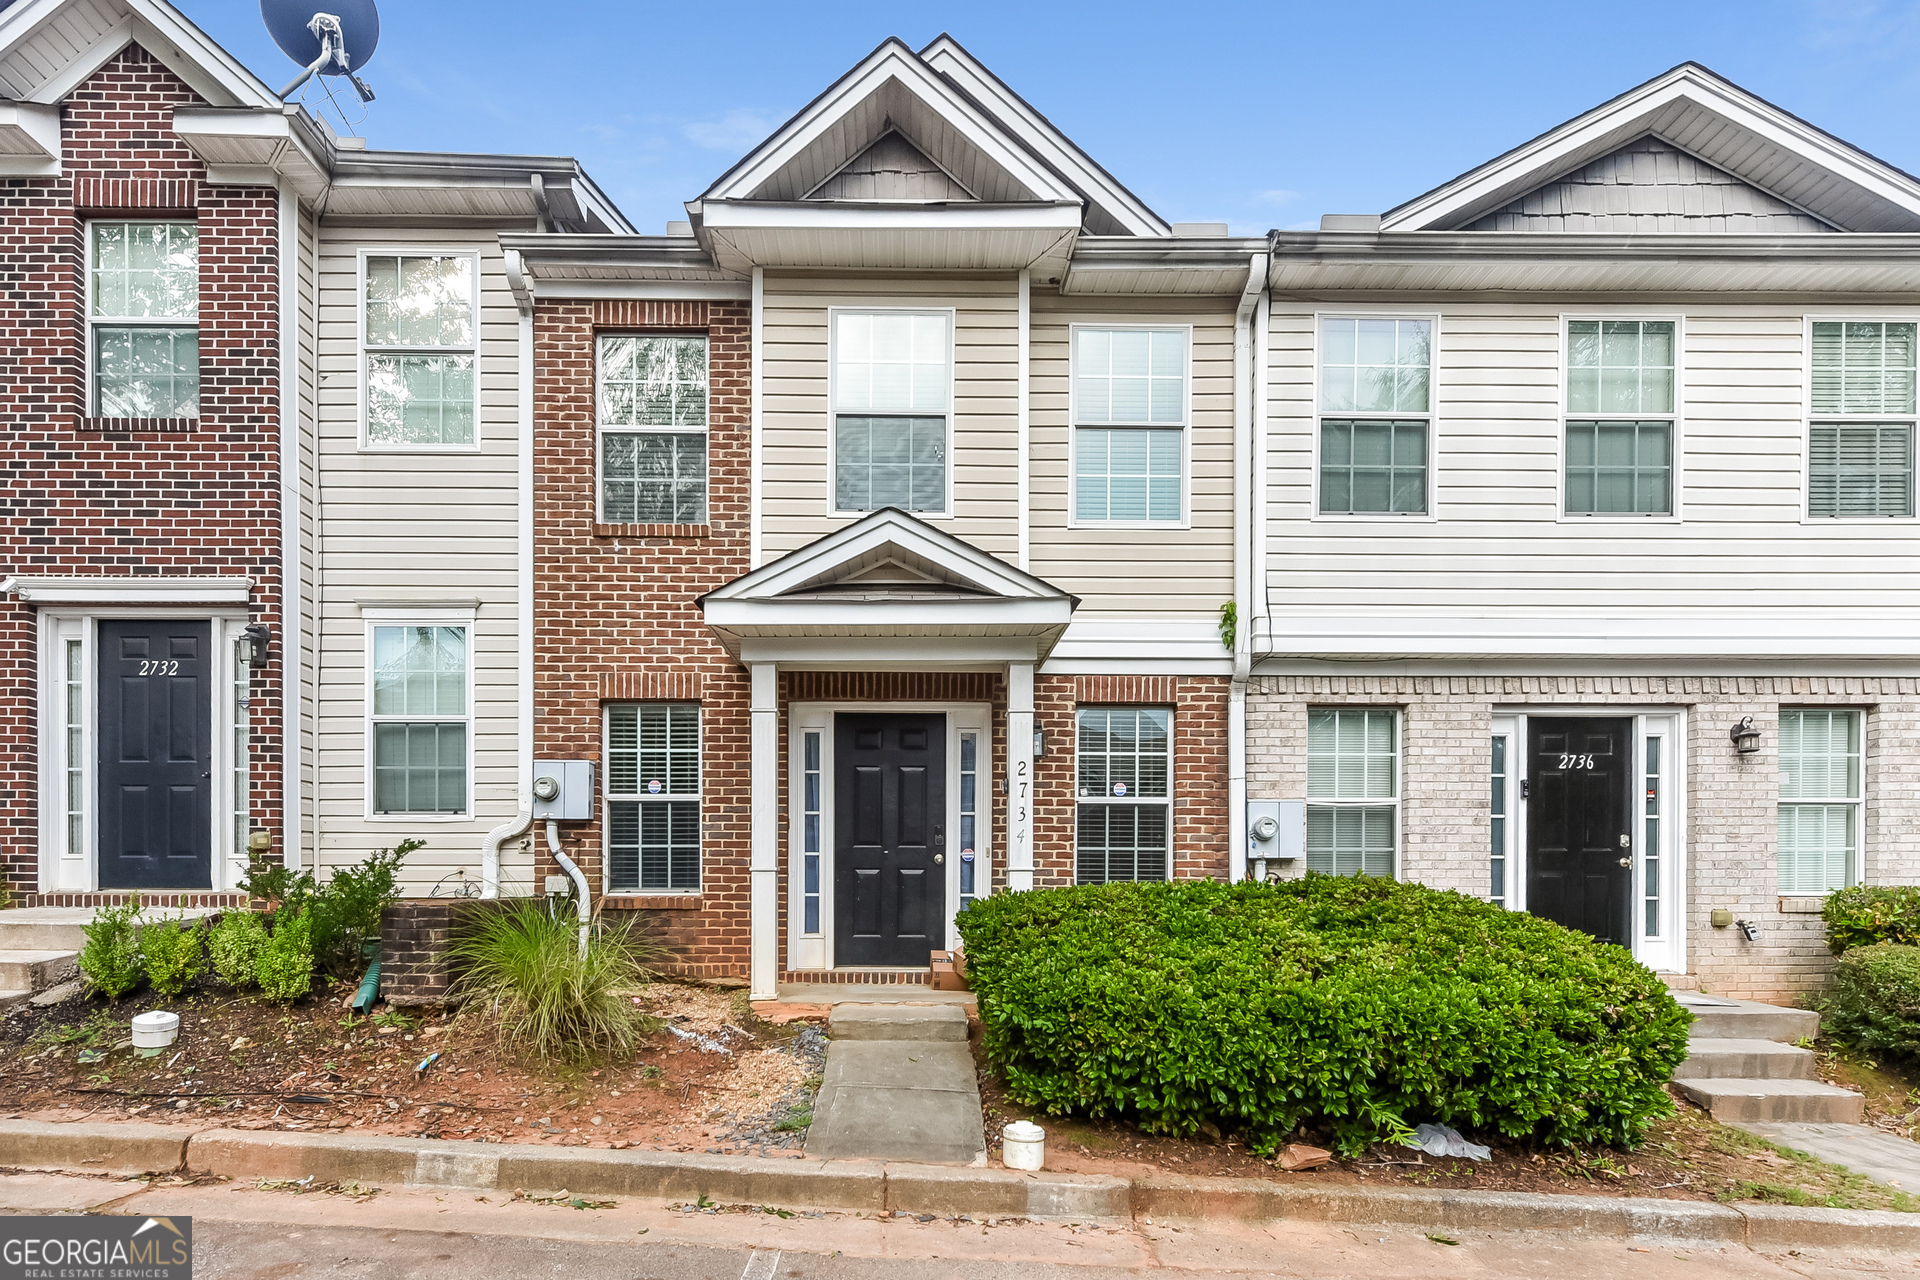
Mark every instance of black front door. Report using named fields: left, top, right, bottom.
left=97, top=620, right=213, bottom=890
left=1526, top=716, right=1632, bottom=945
left=835, top=712, right=946, bottom=968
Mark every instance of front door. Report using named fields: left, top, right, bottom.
left=1526, top=716, right=1632, bottom=945
left=97, top=620, right=213, bottom=890
left=835, top=712, right=946, bottom=967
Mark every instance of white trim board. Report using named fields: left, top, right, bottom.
left=4, top=576, right=253, bottom=604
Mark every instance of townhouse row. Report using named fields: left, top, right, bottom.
left=5, top=0, right=1919, bottom=1003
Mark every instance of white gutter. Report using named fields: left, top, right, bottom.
left=750, top=266, right=765, bottom=569
left=1229, top=252, right=1267, bottom=885
left=277, top=179, right=303, bottom=876
left=483, top=249, right=538, bottom=897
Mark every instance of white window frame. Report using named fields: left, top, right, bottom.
left=1490, top=717, right=1516, bottom=909
left=602, top=702, right=704, bottom=895
left=1802, top=314, right=1920, bottom=524
left=595, top=331, right=711, bottom=526
left=1309, top=310, right=1439, bottom=522
left=1067, top=322, right=1194, bottom=529
left=1304, top=706, right=1401, bottom=877
left=825, top=306, right=957, bottom=519
left=356, top=247, right=483, bottom=453
left=785, top=702, right=990, bottom=971
left=1556, top=311, right=1685, bottom=523
left=361, top=613, right=475, bottom=822
left=1777, top=707, right=1864, bottom=896
left=85, top=219, right=200, bottom=420
left=33, top=608, right=251, bottom=893
left=1072, top=705, right=1175, bottom=885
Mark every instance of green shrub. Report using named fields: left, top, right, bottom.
left=240, top=840, right=416, bottom=978
left=1824, top=942, right=1920, bottom=1057
left=209, top=910, right=270, bottom=989
left=256, top=909, right=315, bottom=1002
left=77, top=897, right=144, bottom=998
left=139, top=915, right=207, bottom=999
left=1824, top=886, right=1920, bottom=954
left=956, top=876, right=1692, bottom=1155
left=447, top=900, right=660, bottom=1067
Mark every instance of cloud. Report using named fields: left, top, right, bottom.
left=1256, top=188, right=1301, bottom=206
left=684, top=109, right=777, bottom=151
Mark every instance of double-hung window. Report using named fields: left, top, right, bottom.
left=89, top=221, right=198, bottom=418
left=1075, top=707, right=1171, bottom=884
left=1809, top=322, right=1915, bottom=519
left=1778, top=709, right=1862, bottom=894
left=607, top=704, right=701, bottom=892
left=369, top=625, right=468, bottom=815
left=1073, top=327, right=1187, bottom=522
left=832, top=310, right=950, bottom=513
left=363, top=253, right=476, bottom=447
left=599, top=334, right=708, bottom=523
left=1305, top=708, right=1397, bottom=876
left=1319, top=318, right=1431, bottom=514
left=1564, top=320, right=1675, bottom=515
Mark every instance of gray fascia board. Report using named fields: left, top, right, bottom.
left=1267, top=229, right=1920, bottom=263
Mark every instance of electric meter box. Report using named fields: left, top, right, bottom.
left=532, top=760, right=595, bottom=821
left=1245, top=799, right=1304, bottom=861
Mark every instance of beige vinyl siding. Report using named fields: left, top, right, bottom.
left=1263, top=301, right=1920, bottom=612
left=761, top=271, right=1019, bottom=560
left=313, top=227, right=525, bottom=892
left=1031, top=294, right=1235, bottom=614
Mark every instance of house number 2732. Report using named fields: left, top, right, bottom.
left=138, top=660, right=181, bottom=676
left=1558, top=753, right=1596, bottom=770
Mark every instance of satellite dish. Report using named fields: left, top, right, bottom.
left=263, top=0, right=380, bottom=102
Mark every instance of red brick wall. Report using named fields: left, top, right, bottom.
left=0, top=45, right=284, bottom=894
left=1032, top=674, right=1230, bottom=888
left=532, top=298, right=750, bottom=979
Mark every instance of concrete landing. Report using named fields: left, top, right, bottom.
left=804, top=1003, right=987, bottom=1167
left=1738, top=1121, right=1920, bottom=1191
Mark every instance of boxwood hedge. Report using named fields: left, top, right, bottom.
left=956, top=875, right=1691, bottom=1154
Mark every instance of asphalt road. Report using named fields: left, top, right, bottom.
left=1, top=1170, right=1910, bottom=1279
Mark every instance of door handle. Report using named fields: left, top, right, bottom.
left=1617, top=857, right=1631, bottom=868
left=934, top=853, right=944, bottom=864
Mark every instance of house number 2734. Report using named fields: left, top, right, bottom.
left=1558, top=753, right=1596, bottom=770
left=138, top=660, right=181, bottom=676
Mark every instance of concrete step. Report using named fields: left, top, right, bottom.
left=1674, top=1038, right=1817, bottom=1081
left=827, top=1002, right=969, bottom=1043
left=0, top=950, right=77, bottom=992
left=0, top=906, right=220, bottom=954
left=0, top=990, right=29, bottom=1009
left=1673, top=992, right=1821, bottom=1043
left=1673, top=1077, right=1865, bottom=1124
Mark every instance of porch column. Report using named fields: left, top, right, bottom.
left=1008, top=661, right=1035, bottom=892
left=749, top=661, right=779, bottom=1000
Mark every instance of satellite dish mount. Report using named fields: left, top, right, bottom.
left=278, top=12, right=374, bottom=103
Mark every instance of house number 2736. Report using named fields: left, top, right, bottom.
left=138, top=660, right=181, bottom=676
left=1558, top=753, right=1596, bottom=770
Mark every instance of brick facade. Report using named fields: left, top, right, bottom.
left=1248, top=674, right=1920, bottom=1002
left=0, top=45, right=284, bottom=896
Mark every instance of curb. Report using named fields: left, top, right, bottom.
left=2, top=1122, right=1916, bottom=1251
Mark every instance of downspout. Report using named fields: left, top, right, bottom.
left=1229, top=252, right=1268, bottom=885
left=481, top=248, right=538, bottom=897
left=277, top=179, right=304, bottom=876
left=547, top=820, right=590, bottom=958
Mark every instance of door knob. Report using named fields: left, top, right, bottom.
left=934, top=853, right=944, bottom=864
left=1617, top=857, right=1631, bottom=868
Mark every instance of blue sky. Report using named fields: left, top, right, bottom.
left=186, top=1, right=1920, bottom=234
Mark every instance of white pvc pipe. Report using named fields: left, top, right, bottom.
left=546, top=820, right=590, bottom=958
left=480, top=808, right=532, bottom=899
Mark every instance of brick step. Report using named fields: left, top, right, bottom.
left=1673, top=1038, right=1817, bottom=1081
left=1673, top=992, right=1821, bottom=1043
left=1672, top=1077, right=1865, bottom=1124
left=0, top=950, right=77, bottom=992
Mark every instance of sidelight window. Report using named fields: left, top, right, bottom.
left=1489, top=731, right=1509, bottom=907
left=607, top=703, right=701, bottom=892
left=1306, top=708, right=1397, bottom=876
left=362, top=253, right=477, bottom=447
left=89, top=221, right=199, bottom=418
left=802, top=730, right=822, bottom=933
left=369, top=625, right=469, bottom=815
left=1075, top=707, right=1171, bottom=884
left=1778, top=709, right=1861, bottom=894
left=1564, top=320, right=1675, bottom=515
left=958, top=730, right=982, bottom=910
left=598, top=334, right=709, bottom=523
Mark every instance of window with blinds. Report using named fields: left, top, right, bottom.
left=1319, top=318, right=1431, bottom=515
left=1778, top=709, right=1861, bottom=894
left=1074, top=707, right=1171, bottom=884
left=1810, top=322, right=1916, bottom=518
left=606, top=704, right=702, bottom=892
left=1564, top=320, right=1675, bottom=515
left=1073, top=327, right=1188, bottom=523
left=1305, top=708, right=1398, bottom=877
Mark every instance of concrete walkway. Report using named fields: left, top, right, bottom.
left=803, top=1002, right=987, bottom=1166
left=1737, top=1121, right=1920, bottom=1192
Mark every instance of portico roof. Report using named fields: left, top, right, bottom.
left=701, top=508, right=1076, bottom=668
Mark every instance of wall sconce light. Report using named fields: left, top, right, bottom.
left=1729, top=716, right=1761, bottom=755
left=1032, top=727, right=1046, bottom=759
left=239, top=623, right=272, bottom=668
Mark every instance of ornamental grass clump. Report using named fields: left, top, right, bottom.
left=447, top=899, right=661, bottom=1068
left=956, top=875, right=1693, bottom=1156
left=139, top=914, right=207, bottom=999
left=209, top=909, right=270, bottom=990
